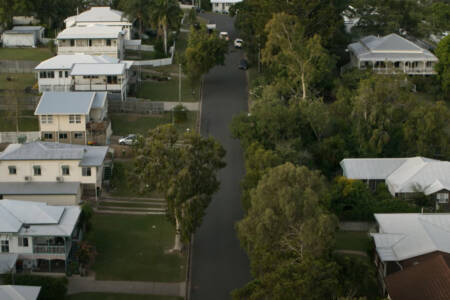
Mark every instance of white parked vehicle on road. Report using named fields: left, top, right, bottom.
left=219, top=32, right=229, bottom=41
left=119, top=134, right=138, bottom=145
left=234, top=38, right=243, bottom=48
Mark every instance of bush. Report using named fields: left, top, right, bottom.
left=2, top=274, right=68, bottom=300
left=80, top=203, right=93, bottom=232
left=173, top=104, right=188, bottom=123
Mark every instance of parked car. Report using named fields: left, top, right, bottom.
left=234, top=38, right=243, bottom=48
left=238, top=59, right=248, bottom=70
left=119, top=134, right=138, bottom=145
left=219, top=32, right=230, bottom=41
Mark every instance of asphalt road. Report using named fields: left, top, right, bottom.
left=190, top=13, right=251, bottom=300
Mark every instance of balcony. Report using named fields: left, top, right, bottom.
left=33, top=245, right=66, bottom=254
left=73, top=82, right=125, bottom=92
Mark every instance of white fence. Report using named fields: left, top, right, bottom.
left=125, top=40, right=155, bottom=51
left=0, top=131, right=40, bottom=143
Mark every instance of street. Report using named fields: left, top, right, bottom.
left=190, top=13, right=251, bottom=300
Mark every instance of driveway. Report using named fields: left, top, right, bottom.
left=190, top=13, right=251, bottom=300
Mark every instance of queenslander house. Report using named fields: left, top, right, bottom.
left=0, top=200, right=81, bottom=274
left=348, top=33, right=438, bottom=75
left=0, top=141, right=109, bottom=203
left=34, top=91, right=111, bottom=145
left=340, top=157, right=450, bottom=209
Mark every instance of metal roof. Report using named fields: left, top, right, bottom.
left=57, top=24, right=124, bottom=39
left=0, top=254, right=19, bottom=274
left=0, top=182, right=80, bottom=195
left=66, top=6, right=129, bottom=23
left=70, top=63, right=125, bottom=76
left=35, top=92, right=95, bottom=115
left=372, top=214, right=450, bottom=262
left=0, top=285, right=41, bottom=300
left=92, top=92, right=107, bottom=109
left=3, top=26, right=43, bottom=34
left=0, top=200, right=80, bottom=236
left=340, top=158, right=407, bottom=180
left=0, top=142, right=108, bottom=167
left=35, top=54, right=119, bottom=70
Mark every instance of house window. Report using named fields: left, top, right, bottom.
left=107, top=76, right=118, bottom=84
left=41, top=115, right=53, bottom=124
left=106, top=39, right=111, bottom=46
left=62, top=165, right=70, bottom=176
left=412, top=61, right=419, bottom=68
left=426, top=61, right=433, bottom=68
left=437, top=193, right=449, bottom=204
left=33, top=165, right=41, bottom=176
left=88, top=39, right=92, bottom=47
left=47, top=71, right=54, bottom=78
left=18, top=237, right=28, bottom=247
left=70, top=40, right=75, bottom=46
left=43, top=133, right=53, bottom=140
left=59, top=133, right=68, bottom=139
left=59, top=71, right=63, bottom=78
left=1, top=240, right=9, bottom=253
left=74, top=132, right=83, bottom=139
left=69, top=115, right=81, bottom=124
left=394, top=61, right=400, bottom=68
left=82, top=167, right=92, bottom=177
left=8, top=166, right=16, bottom=175
left=65, top=71, right=69, bottom=78
left=39, top=72, right=47, bottom=79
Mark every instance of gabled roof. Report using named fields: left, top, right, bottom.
left=0, top=285, right=41, bottom=300
left=341, top=157, right=450, bottom=196
left=0, top=254, right=19, bottom=274
left=0, top=199, right=81, bottom=236
left=65, top=7, right=129, bottom=23
left=386, top=254, right=450, bottom=300
left=57, top=24, right=124, bottom=39
left=0, top=142, right=108, bottom=167
left=348, top=33, right=438, bottom=62
left=70, top=63, right=125, bottom=76
left=371, top=214, right=450, bottom=261
left=34, top=92, right=95, bottom=115
left=35, top=54, right=118, bottom=70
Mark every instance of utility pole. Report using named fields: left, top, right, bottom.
left=179, top=63, right=182, bottom=103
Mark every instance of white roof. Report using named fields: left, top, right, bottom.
left=35, top=54, right=118, bottom=70
left=341, top=157, right=450, bottom=195
left=65, top=7, right=129, bottom=24
left=0, top=200, right=80, bottom=237
left=348, top=33, right=438, bottom=62
left=372, top=214, right=450, bottom=261
left=57, top=24, right=124, bottom=39
left=0, top=285, right=41, bottom=300
left=70, top=63, right=125, bottom=76
left=0, top=254, right=18, bottom=274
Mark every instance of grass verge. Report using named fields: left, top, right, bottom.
left=0, top=47, right=53, bottom=61
left=87, top=214, right=186, bottom=282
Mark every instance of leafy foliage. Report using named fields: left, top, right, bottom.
left=435, top=35, right=450, bottom=99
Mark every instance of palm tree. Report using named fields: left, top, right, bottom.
left=150, top=0, right=182, bottom=56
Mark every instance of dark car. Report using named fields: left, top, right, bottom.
left=238, top=59, right=248, bottom=70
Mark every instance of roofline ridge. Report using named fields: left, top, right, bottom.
left=386, top=157, right=428, bottom=187
left=0, top=203, right=22, bottom=232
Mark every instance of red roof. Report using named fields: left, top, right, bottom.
left=386, top=254, right=450, bottom=300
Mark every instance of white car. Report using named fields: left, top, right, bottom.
left=118, top=134, right=138, bottom=145
left=219, top=32, right=229, bottom=41
left=234, top=38, right=243, bottom=48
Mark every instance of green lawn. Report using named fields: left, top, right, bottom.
left=125, top=50, right=164, bottom=60
left=335, top=231, right=371, bottom=252
left=0, top=110, right=39, bottom=131
left=137, top=78, right=199, bottom=102
left=87, top=214, right=186, bottom=282
left=110, top=112, right=197, bottom=136
left=0, top=73, right=36, bottom=90
left=66, top=293, right=182, bottom=300
left=0, top=47, right=53, bottom=61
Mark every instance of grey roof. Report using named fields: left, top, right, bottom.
left=12, top=26, right=43, bottom=31
left=92, top=92, right=107, bottom=109
left=3, top=26, right=43, bottom=35
left=0, top=254, right=19, bottom=274
left=34, top=92, right=94, bottom=115
left=0, top=182, right=80, bottom=195
left=0, top=142, right=108, bottom=167
left=70, top=63, right=125, bottom=76
left=340, top=158, right=407, bottom=180
left=0, top=285, right=41, bottom=300
left=57, top=24, right=123, bottom=39
left=0, top=200, right=81, bottom=236
left=348, top=33, right=438, bottom=62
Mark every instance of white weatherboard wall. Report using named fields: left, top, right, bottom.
left=0, top=160, right=99, bottom=186
left=2, top=34, right=35, bottom=47
left=0, top=235, right=34, bottom=255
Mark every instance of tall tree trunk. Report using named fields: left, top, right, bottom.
left=171, top=212, right=183, bottom=252
left=163, top=24, right=168, bottom=56
left=301, top=71, right=306, bottom=100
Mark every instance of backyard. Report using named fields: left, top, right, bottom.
left=110, top=111, right=197, bottom=136
left=66, top=293, right=182, bottom=300
left=0, top=110, right=39, bottom=132
left=0, top=47, right=53, bottom=61
left=136, top=78, right=199, bottom=102
left=86, top=214, right=186, bottom=282
left=0, top=73, right=36, bottom=90
left=335, top=231, right=371, bottom=253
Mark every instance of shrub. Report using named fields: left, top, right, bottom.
left=173, top=104, right=188, bottom=123
left=2, top=274, right=68, bottom=300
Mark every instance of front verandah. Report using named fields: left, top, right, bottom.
left=358, top=60, right=436, bottom=75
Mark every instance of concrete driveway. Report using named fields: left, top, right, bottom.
left=190, top=13, right=251, bottom=300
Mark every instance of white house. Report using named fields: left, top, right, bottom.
left=340, top=157, right=450, bottom=208
left=57, top=24, right=125, bottom=59
left=34, top=92, right=111, bottom=145
left=0, top=142, right=109, bottom=201
left=211, top=0, right=242, bottom=14
left=348, top=33, right=438, bottom=75
left=65, top=6, right=133, bottom=40
left=0, top=200, right=81, bottom=274
left=2, top=26, right=44, bottom=48
left=371, top=213, right=450, bottom=293
left=0, top=285, right=41, bottom=300
left=35, top=54, right=120, bottom=92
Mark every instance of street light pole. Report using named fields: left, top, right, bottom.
left=178, top=63, right=182, bottom=103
